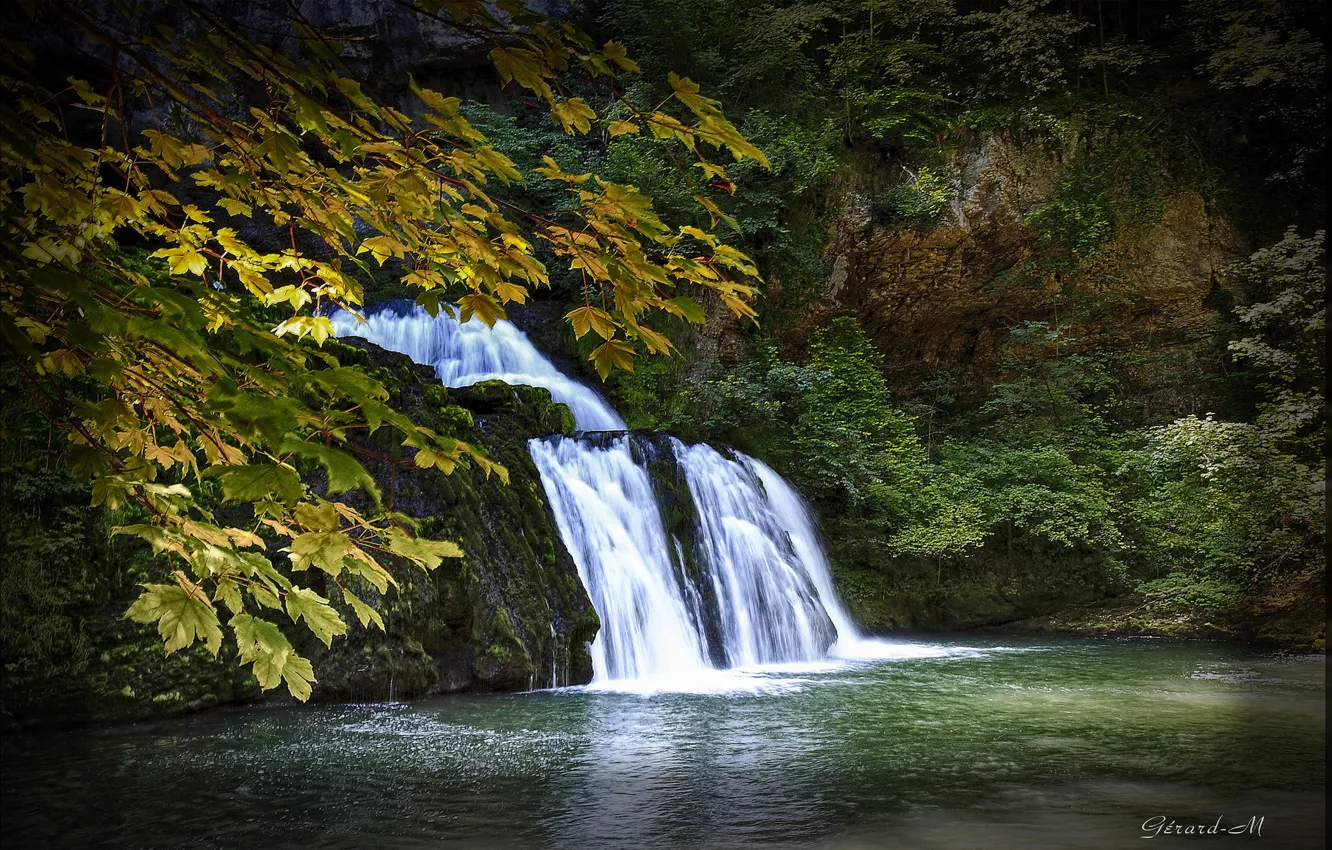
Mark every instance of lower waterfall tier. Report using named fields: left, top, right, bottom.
left=531, top=432, right=859, bottom=686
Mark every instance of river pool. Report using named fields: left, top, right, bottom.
left=1, top=636, right=1324, bottom=849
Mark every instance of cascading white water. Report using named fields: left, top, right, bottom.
left=333, top=303, right=864, bottom=688
left=328, top=304, right=625, bottom=431
left=528, top=436, right=711, bottom=681
left=745, top=458, right=861, bottom=648
left=672, top=441, right=858, bottom=667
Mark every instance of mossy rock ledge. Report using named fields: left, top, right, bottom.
left=292, top=336, right=597, bottom=703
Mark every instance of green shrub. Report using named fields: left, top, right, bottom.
left=872, top=165, right=960, bottom=230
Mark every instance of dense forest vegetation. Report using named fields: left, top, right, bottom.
left=1, top=0, right=1325, bottom=726
left=465, top=0, right=1326, bottom=643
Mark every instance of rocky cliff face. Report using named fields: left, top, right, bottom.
left=788, top=132, right=1244, bottom=397
left=228, top=0, right=567, bottom=108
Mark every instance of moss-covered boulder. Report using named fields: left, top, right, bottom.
left=831, top=538, right=1123, bottom=633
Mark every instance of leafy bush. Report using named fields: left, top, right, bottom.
left=1137, top=572, right=1243, bottom=611
left=1128, top=415, right=1322, bottom=576
left=1024, top=132, right=1167, bottom=262
left=1226, top=227, right=1326, bottom=452
left=940, top=442, right=1123, bottom=552
left=872, top=165, right=961, bottom=230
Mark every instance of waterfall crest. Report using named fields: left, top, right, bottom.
left=334, top=303, right=862, bottom=689
left=328, top=304, right=625, bottom=431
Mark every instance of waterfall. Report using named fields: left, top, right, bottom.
left=673, top=442, right=858, bottom=666
left=333, top=303, right=863, bottom=688
left=528, top=436, right=712, bottom=681
left=327, top=303, right=625, bottom=431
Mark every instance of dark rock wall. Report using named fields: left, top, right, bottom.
left=1, top=367, right=257, bottom=729
left=0, top=339, right=597, bottom=729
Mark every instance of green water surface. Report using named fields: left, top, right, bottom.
left=1, top=637, right=1324, bottom=849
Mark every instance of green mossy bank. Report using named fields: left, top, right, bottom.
left=0, top=339, right=597, bottom=730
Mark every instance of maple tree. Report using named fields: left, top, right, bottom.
left=1, top=0, right=767, bottom=698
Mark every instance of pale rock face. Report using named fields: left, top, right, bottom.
left=788, top=131, right=1244, bottom=396
left=1116, top=190, right=1243, bottom=338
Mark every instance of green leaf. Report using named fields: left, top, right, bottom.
left=280, top=437, right=379, bottom=499
left=293, top=500, right=340, bottom=532
left=214, top=577, right=244, bottom=614
left=457, top=292, right=506, bottom=327
left=565, top=305, right=616, bottom=340
left=590, top=338, right=636, bottom=380
left=489, top=46, right=554, bottom=102
left=601, top=40, right=639, bottom=73
left=231, top=614, right=316, bottom=701
left=342, top=587, right=385, bottom=631
left=250, top=583, right=283, bottom=610
left=473, top=145, right=523, bottom=184
left=410, top=74, right=461, bottom=116
left=341, top=551, right=395, bottom=594
left=278, top=652, right=316, bottom=702
left=285, top=586, right=348, bottom=647
left=289, top=529, right=353, bottom=575
left=207, top=463, right=304, bottom=505
left=358, top=235, right=406, bottom=265
left=411, top=445, right=457, bottom=473
left=114, top=523, right=177, bottom=555
left=126, top=583, right=223, bottom=654
left=272, top=316, right=335, bottom=345
left=416, top=291, right=444, bottom=318
left=385, top=527, right=464, bottom=569
left=664, top=296, right=707, bottom=324
left=551, top=98, right=596, bottom=134
left=241, top=551, right=293, bottom=590
left=217, top=197, right=252, bottom=217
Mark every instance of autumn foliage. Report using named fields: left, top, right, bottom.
left=0, top=0, right=767, bottom=698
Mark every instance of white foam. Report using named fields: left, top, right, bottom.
left=832, top=639, right=982, bottom=660
left=573, top=668, right=811, bottom=696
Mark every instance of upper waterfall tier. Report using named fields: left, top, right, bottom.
left=328, top=303, right=626, bottom=432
